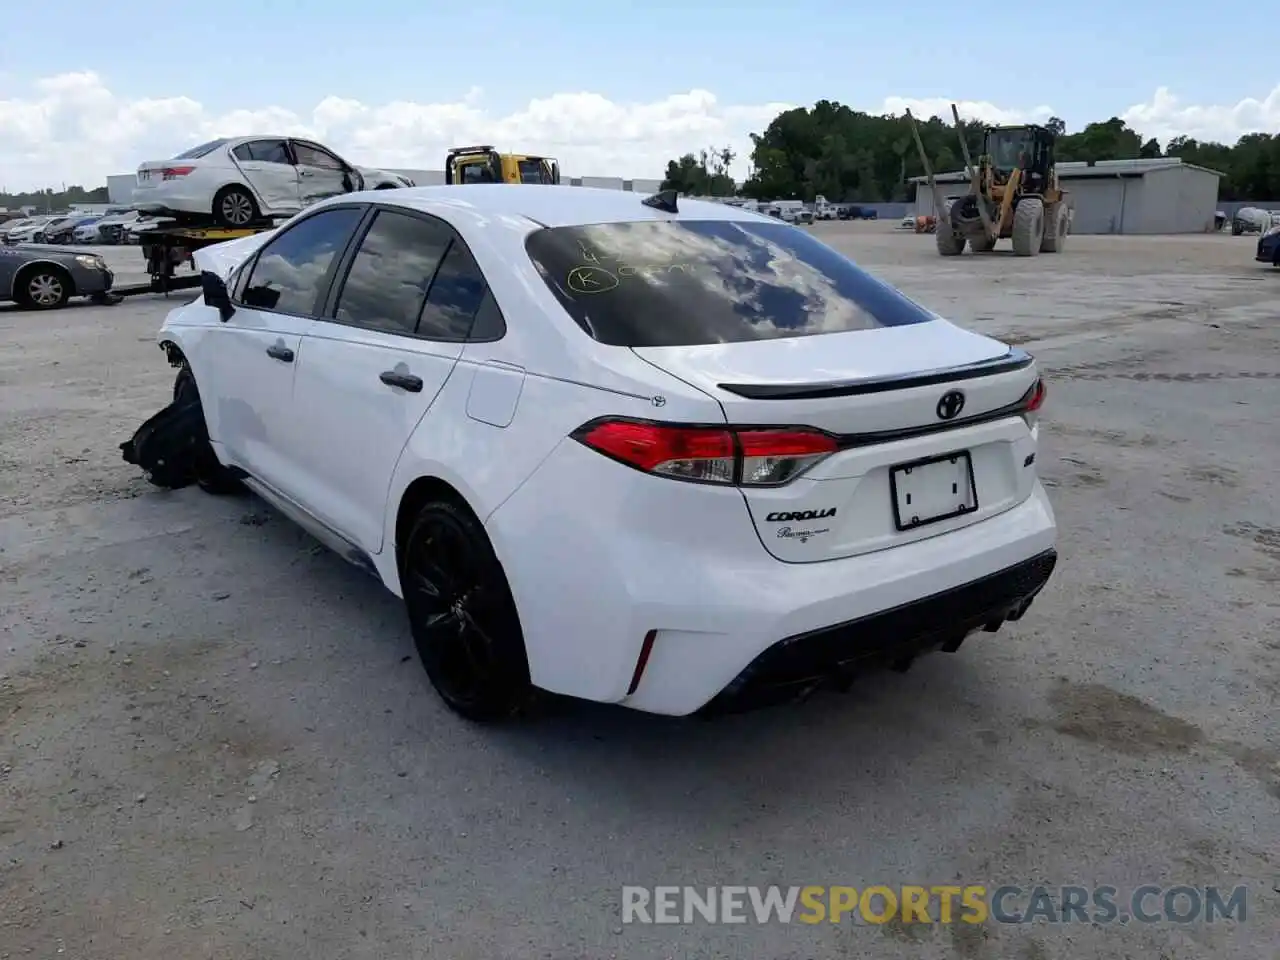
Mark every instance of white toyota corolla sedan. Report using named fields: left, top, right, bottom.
left=122, top=184, right=1058, bottom=722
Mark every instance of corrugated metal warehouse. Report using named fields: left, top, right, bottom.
left=912, top=158, right=1223, bottom=234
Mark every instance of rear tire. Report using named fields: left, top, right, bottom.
left=935, top=200, right=966, bottom=256
left=1040, top=201, right=1069, bottom=253
left=401, top=499, right=533, bottom=722
left=173, top=369, right=245, bottom=495
left=213, top=185, right=258, bottom=228
left=1011, top=198, right=1045, bottom=257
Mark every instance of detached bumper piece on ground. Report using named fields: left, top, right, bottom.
left=700, top=549, right=1059, bottom=716
left=120, top=394, right=209, bottom=489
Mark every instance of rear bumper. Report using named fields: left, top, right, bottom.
left=700, top=548, right=1056, bottom=715
left=488, top=436, right=1058, bottom=716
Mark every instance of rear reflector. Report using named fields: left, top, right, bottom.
left=627, top=629, right=658, bottom=696
left=572, top=418, right=837, bottom=486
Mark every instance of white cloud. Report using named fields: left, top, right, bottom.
left=1, top=72, right=1278, bottom=191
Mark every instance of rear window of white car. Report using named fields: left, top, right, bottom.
left=523, top=219, right=934, bottom=347
left=173, top=139, right=228, bottom=160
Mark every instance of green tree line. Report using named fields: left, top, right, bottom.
left=0, top=184, right=110, bottom=214
left=661, top=100, right=1280, bottom=203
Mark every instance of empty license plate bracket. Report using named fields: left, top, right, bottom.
left=890, top=451, right=978, bottom=531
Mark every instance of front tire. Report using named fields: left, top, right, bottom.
left=17, top=266, right=72, bottom=309
left=213, top=185, right=258, bottom=228
left=1011, top=197, right=1045, bottom=257
left=401, top=499, right=533, bottom=722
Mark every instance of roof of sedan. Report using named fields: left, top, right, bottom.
left=364, top=184, right=772, bottom=228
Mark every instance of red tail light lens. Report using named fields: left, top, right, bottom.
left=572, top=419, right=838, bottom=486
left=1019, top=377, right=1046, bottom=428
left=162, top=165, right=195, bottom=180
left=1024, top=378, right=1046, bottom=412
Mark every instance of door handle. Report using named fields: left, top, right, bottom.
left=266, top=343, right=294, bottom=362
left=380, top=370, right=423, bottom=392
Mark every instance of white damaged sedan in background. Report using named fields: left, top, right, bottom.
left=120, top=184, right=1057, bottom=722
left=132, top=135, right=415, bottom=227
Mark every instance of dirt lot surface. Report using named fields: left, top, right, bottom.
left=2, top=227, right=1277, bottom=959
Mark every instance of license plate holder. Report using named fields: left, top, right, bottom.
left=890, top=450, right=978, bottom=531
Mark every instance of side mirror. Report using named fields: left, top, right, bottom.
left=201, top=270, right=235, bottom=322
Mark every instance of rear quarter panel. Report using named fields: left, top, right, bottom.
left=375, top=210, right=729, bottom=594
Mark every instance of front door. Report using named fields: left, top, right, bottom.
left=201, top=204, right=368, bottom=491
left=287, top=206, right=490, bottom=553
left=291, top=140, right=355, bottom=207
left=230, top=138, right=301, bottom=214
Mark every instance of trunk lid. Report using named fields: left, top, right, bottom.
left=192, top=229, right=277, bottom=279
left=633, top=321, right=1043, bottom=563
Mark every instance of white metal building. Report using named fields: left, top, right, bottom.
left=911, top=158, right=1223, bottom=234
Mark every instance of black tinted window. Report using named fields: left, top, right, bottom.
left=334, top=210, right=451, bottom=335
left=234, top=139, right=290, bottom=163
left=241, top=207, right=363, bottom=315
left=418, top=241, right=489, bottom=340
left=468, top=291, right=506, bottom=341
left=517, top=160, right=549, bottom=184
left=525, top=219, right=934, bottom=347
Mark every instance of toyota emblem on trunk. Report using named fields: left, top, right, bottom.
left=936, top=390, right=966, bottom=420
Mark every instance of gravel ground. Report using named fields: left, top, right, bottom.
left=1, top=227, right=1277, bottom=959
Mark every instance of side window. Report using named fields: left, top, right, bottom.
left=234, top=139, right=290, bottom=164
left=293, top=142, right=346, bottom=171
left=239, top=207, right=364, bottom=315
left=468, top=290, right=507, bottom=341
left=333, top=209, right=452, bottom=335
left=418, top=240, right=490, bottom=340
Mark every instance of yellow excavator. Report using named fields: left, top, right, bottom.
left=907, top=105, right=1069, bottom=257
left=444, top=145, right=561, bottom=185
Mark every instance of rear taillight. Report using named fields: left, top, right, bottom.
left=1020, top=377, right=1046, bottom=427
left=162, top=165, right=195, bottom=180
left=572, top=418, right=838, bottom=487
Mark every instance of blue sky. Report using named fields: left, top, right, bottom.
left=4, top=0, right=1262, bottom=128
left=1, top=0, right=1275, bottom=188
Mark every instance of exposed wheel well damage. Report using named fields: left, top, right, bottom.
left=160, top=340, right=187, bottom=367
left=394, top=476, right=473, bottom=572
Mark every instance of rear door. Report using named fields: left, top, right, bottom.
left=230, top=139, right=300, bottom=213
left=290, top=140, right=354, bottom=207
left=287, top=206, right=490, bottom=553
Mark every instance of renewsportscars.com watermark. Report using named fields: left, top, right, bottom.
left=622, top=885, right=1249, bottom=926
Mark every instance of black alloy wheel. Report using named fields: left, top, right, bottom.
left=402, top=501, right=531, bottom=721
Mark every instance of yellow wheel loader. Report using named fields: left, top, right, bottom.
left=906, top=105, right=1070, bottom=257
left=444, top=145, right=561, bottom=185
